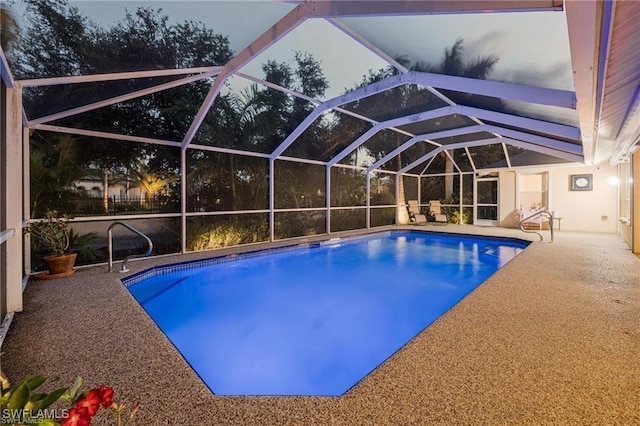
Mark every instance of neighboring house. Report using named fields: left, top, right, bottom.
left=74, top=176, right=146, bottom=199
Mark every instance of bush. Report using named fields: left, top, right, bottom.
left=187, top=219, right=269, bottom=251
left=441, top=206, right=472, bottom=224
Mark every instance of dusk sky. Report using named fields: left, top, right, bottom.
left=8, top=1, right=574, bottom=96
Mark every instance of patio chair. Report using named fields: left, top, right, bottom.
left=407, top=200, right=427, bottom=225
left=428, top=200, right=448, bottom=225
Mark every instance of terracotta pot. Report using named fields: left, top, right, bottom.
left=43, top=252, right=77, bottom=275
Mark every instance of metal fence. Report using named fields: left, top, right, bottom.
left=69, top=195, right=180, bottom=216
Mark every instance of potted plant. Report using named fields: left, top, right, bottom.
left=25, top=210, right=77, bottom=278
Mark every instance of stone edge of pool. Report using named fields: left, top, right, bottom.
left=121, top=226, right=533, bottom=288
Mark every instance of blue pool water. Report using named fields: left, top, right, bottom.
left=126, top=231, right=528, bottom=396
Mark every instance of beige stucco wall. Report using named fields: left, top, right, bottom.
left=549, top=164, right=618, bottom=233
left=498, top=164, right=618, bottom=233
left=499, top=171, right=518, bottom=228
left=634, top=150, right=640, bottom=253
left=617, top=161, right=632, bottom=249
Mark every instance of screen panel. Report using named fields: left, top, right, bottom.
left=283, top=110, right=370, bottom=162
left=275, top=211, right=327, bottom=239
left=370, top=207, right=395, bottom=227
left=330, top=208, right=366, bottom=233
left=330, top=167, right=366, bottom=207
left=187, top=149, right=268, bottom=212
left=340, top=84, right=448, bottom=122
left=274, top=161, right=325, bottom=209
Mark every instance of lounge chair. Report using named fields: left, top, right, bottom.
left=428, top=200, right=448, bottom=225
left=407, top=200, right=427, bottom=225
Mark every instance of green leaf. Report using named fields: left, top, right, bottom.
left=30, top=392, right=47, bottom=402
left=35, top=387, right=67, bottom=410
left=60, top=377, right=83, bottom=404
left=7, top=383, right=30, bottom=410
left=69, top=376, right=83, bottom=399
left=24, top=376, right=47, bottom=391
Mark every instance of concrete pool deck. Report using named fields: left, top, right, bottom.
left=2, top=226, right=639, bottom=425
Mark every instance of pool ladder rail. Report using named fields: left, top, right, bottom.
left=519, top=210, right=554, bottom=242
left=107, top=221, right=153, bottom=273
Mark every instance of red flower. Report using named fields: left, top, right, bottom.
left=75, top=389, right=101, bottom=416
left=98, top=384, right=115, bottom=408
left=62, top=407, right=91, bottom=426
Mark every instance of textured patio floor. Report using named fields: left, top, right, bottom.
left=3, top=226, right=639, bottom=425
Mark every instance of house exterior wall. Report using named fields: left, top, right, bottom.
left=618, top=161, right=632, bottom=249
left=499, top=171, right=517, bottom=228
left=633, top=150, right=640, bottom=253
left=549, top=164, right=617, bottom=233
left=75, top=179, right=144, bottom=198
left=499, top=163, right=618, bottom=233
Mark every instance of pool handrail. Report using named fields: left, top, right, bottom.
left=519, top=210, right=554, bottom=242
left=107, top=221, right=153, bottom=273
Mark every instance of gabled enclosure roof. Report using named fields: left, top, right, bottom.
left=2, top=0, right=639, bottom=172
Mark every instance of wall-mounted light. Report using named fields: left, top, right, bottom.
left=607, top=176, right=620, bottom=185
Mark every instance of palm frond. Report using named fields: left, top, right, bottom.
left=464, top=55, right=499, bottom=80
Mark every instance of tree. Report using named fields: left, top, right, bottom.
left=14, top=0, right=91, bottom=79
left=17, top=0, right=233, bottom=215
left=190, top=51, right=329, bottom=217
left=29, top=133, right=86, bottom=217
left=131, top=161, right=177, bottom=201
left=262, top=55, right=327, bottom=144
left=0, top=2, right=20, bottom=53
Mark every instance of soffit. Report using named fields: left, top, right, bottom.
left=597, top=0, right=640, bottom=163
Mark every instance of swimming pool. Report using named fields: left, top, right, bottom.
left=125, top=231, right=528, bottom=396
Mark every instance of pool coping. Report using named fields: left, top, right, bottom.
left=122, top=229, right=531, bottom=288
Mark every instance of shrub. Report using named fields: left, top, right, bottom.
left=187, top=220, right=269, bottom=251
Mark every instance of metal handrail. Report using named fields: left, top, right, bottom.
left=519, top=210, right=554, bottom=242
left=107, top=221, right=153, bottom=272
